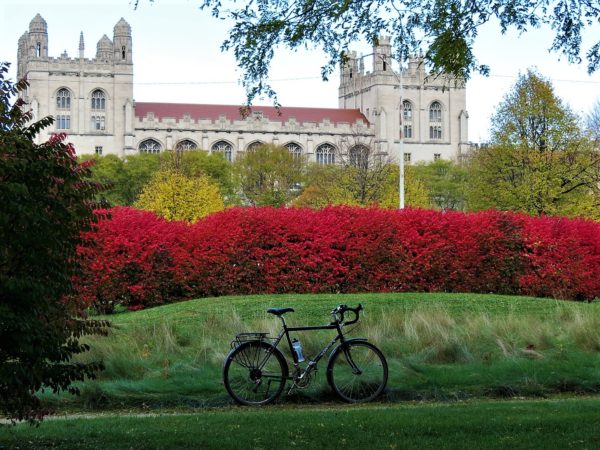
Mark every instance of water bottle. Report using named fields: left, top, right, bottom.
left=292, top=338, right=305, bottom=362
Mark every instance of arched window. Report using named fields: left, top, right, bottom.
left=56, top=88, right=71, bottom=110
left=139, top=139, right=161, bottom=154
left=121, top=46, right=126, bottom=60
left=211, top=140, right=233, bottom=162
left=402, top=100, right=412, bottom=121
left=285, top=142, right=302, bottom=159
left=349, top=144, right=370, bottom=169
left=175, top=139, right=198, bottom=151
left=429, top=101, right=443, bottom=140
left=91, top=90, right=105, bottom=111
left=429, top=101, right=442, bottom=122
left=246, top=141, right=264, bottom=152
left=316, top=143, right=335, bottom=165
left=36, top=42, right=41, bottom=57
left=349, top=145, right=370, bottom=169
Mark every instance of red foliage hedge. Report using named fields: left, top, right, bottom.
left=74, top=206, right=600, bottom=311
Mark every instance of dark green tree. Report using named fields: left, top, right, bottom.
left=144, top=0, right=600, bottom=104
left=0, top=63, right=107, bottom=422
left=80, top=154, right=128, bottom=206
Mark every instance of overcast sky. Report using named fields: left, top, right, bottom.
left=2, top=0, right=599, bottom=142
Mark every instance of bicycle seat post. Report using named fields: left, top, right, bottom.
left=278, top=314, right=287, bottom=330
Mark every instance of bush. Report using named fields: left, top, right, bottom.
left=519, top=216, right=600, bottom=300
left=0, top=63, right=107, bottom=422
left=76, top=207, right=189, bottom=313
left=75, top=206, right=600, bottom=311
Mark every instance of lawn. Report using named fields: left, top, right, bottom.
left=2, top=398, right=600, bottom=449
left=39, top=292, right=600, bottom=410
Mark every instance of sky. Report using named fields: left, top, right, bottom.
left=2, top=0, right=599, bottom=142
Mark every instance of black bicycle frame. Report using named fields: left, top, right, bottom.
left=269, top=316, right=347, bottom=371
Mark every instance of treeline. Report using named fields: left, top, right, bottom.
left=84, top=71, right=599, bottom=220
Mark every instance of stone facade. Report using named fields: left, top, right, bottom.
left=17, top=16, right=469, bottom=163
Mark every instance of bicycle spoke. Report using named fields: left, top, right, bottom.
left=224, top=341, right=286, bottom=405
left=328, top=342, right=387, bottom=403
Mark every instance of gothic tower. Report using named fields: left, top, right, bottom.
left=339, top=37, right=469, bottom=161
left=28, top=14, right=48, bottom=59
left=113, top=18, right=133, bottom=64
left=17, top=15, right=135, bottom=155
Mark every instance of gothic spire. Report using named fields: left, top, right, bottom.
left=79, top=31, right=84, bottom=58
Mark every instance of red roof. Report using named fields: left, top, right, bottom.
left=135, top=102, right=369, bottom=125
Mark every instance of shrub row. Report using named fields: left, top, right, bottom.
left=75, top=206, right=600, bottom=311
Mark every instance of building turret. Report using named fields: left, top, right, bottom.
left=17, top=32, right=29, bottom=79
left=28, top=14, right=48, bottom=59
left=373, top=36, right=392, bottom=73
left=96, top=34, right=113, bottom=61
left=79, top=31, right=85, bottom=59
left=340, top=51, right=360, bottom=85
left=113, top=18, right=132, bottom=63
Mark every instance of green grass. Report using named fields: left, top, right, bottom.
left=40, top=293, right=600, bottom=410
left=2, top=398, right=600, bottom=449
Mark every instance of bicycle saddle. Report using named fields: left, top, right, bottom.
left=267, top=307, right=295, bottom=316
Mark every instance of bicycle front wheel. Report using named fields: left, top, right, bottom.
left=223, top=341, right=288, bottom=406
left=326, top=340, right=388, bottom=403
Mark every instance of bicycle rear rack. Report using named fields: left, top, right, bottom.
left=231, top=332, right=275, bottom=350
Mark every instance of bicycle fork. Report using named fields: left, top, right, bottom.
left=343, top=347, right=363, bottom=375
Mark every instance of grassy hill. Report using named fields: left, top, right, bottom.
left=44, top=293, right=600, bottom=410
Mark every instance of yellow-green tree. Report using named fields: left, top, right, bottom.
left=295, top=163, right=430, bottom=209
left=468, top=70, right=600, bottom=218
left=135, top=169, right=224, bottom=222
left=379, top=164, right=430, bottom=209
left=293, top=164, right=359, bottom=208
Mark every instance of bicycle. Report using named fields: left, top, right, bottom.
left=223, top=304, right=388, bottom=405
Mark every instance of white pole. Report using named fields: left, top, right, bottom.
left=399, top=59, right=405, bottom=209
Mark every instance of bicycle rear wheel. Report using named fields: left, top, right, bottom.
left=326, top=340, right=388, bottom=403
left=223, top=340, right=288, bottom=406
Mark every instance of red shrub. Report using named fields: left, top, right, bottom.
left=518, top=216, right=600, bottom=301
left=75, top=207, right=189, bottom=312
left=75, top=206, right=600, bottom=310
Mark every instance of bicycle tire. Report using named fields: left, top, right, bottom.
left=223, top=340, right=288, bottom=406
left=326, top=340, right=388, bottom=403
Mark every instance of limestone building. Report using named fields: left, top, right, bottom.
left=17, top=15, right=469, bottom=164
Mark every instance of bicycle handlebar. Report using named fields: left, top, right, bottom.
left=331, top=303, right=363, bottom=325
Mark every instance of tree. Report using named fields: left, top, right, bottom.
left=0, top=63, right=107, bottom=422
left=468, top=70, right=600, bottom=218
left=412, top=159, right=468, bottom=210
left=378, top=164, right=431, bottom=209
left=145, top=0, right=600, bottom=104
left=587, top=99, right=600, bottom=144
left=80, top=154, right=129, bottom=206
left=135, top=168, right=225, bottom=222
left=161, top=149, right=238, bottom=205
left=233, top=144, right=305, bottom=206
left=337, top=138, right=395, bottom=205
left=82, top=152, right=161, bottom=207
left=295, top=162, right=430, bottom=209
left=294, top=139, right=431, bottom=209
left=293, top=163, right=360, bottom=208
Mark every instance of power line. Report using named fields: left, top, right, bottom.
left=135, top=74, right=600, bottom=86
left=136, top=75, right=326, bottom=86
